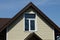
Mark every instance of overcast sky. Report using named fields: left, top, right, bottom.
left=0, top=0, right=60, bottom=27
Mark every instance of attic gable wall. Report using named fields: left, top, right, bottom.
left=7, top=8, right=55, bottom=40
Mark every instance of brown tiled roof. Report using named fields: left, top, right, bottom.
left=0, top=18, right=11, bottom=29
left=0, top=2, right=60, bottom=32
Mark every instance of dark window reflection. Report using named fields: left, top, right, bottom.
left=30, top=20, right=35, bottom=30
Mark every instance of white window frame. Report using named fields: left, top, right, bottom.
left=24, top=13, right=37, bottom=32
left=27, top=18, right=36, bottom=31
left=6, top=27, right=8, bottom=40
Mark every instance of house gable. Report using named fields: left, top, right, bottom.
left=0, top=2, right=60, bottom=40
left=0, top=2, right=60, bottom=32
left=6, top=8, right=54, bottom=40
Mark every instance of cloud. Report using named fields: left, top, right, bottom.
left=33, top=0, right=60, bottom=6
left=42, top=0, right=60, bottom=5
left=33, top=0, right=49, bottom=5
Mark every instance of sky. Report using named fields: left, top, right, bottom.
left=0, top=0, right=60, bottom=27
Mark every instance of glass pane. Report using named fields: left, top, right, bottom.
left=57, top=35, right=60, bottom=40
left=30, top=20, right=35, bottom=30
left=25, top=19, right=29, bottom=31
left=25, top=14, right=35, bottom=18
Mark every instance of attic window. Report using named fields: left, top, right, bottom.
left=24, top=13, right=36, bottom=31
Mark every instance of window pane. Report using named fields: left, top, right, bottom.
left=25, top=14, right=35, bottom=18
left=57, top=35, right=60, bottom=40
left=30, top=20, right=35, bottom=30
left=25, top=19, right=29, bottom=31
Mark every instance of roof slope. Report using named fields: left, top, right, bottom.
left=0, top=18, right=11, bottom=30
left=0, top=2, right=60, bottom=32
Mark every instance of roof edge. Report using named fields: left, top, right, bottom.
left=0, top=2, right=60, bottom=32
